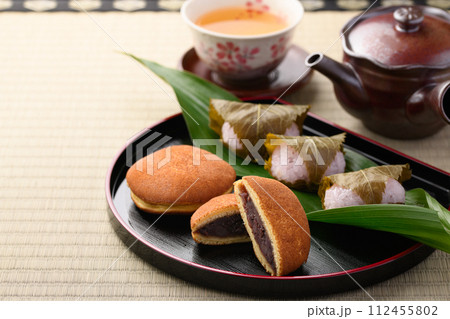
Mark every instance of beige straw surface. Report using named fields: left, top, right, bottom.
left=0, top=11, right=448, bottom=300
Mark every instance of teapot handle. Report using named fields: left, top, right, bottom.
left=406, top=81, right=450, bottom=125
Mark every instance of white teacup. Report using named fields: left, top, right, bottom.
left=181, top=0, right=304, bottom=83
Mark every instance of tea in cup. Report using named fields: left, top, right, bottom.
left=181, top=0, right=304, bottom=83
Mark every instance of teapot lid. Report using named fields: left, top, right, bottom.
left=343, top=6, right=450, bottom=68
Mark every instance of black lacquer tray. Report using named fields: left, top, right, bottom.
left=106, top=98, right=449, bottom=298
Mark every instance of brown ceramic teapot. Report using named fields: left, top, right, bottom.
left=305, top=6, right=450, bottom=139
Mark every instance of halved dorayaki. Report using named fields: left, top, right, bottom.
left=126, top=145, right=236, bottom=214
left=234, top=176, right=311, bottom=276
left=191, top=194, right=250, bottom=245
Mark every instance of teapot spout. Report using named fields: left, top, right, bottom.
left=305, top=53, right=369, bottom=116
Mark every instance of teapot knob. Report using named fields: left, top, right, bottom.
left=394, top=6, right=424, bottom=32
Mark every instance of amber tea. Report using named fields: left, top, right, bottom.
left=195, top=6, right=287, bottom=36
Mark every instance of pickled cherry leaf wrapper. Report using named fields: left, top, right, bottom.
left=308, top=189, right=450, bottom=253
left=264, top=133, right=346, bottom=191
left=318, top=164, right=412, bottom=206
left=209, top=99, right=310, bottom=160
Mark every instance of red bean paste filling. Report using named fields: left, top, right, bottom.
left=197, top=213, right=247, bottom=238
left=240, top=192, right=276, bottom=272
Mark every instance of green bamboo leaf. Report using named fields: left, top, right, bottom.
left=292, top=189, right=322, bottom=213
left=128, top=54, right=237, bottom=140
left=128, top=55, right=449, bottom=254
left=344, top=148, right=377, bottom=171
left=406, top=188, right=450, bottom=235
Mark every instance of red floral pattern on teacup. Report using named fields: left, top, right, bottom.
left=270, top=36, right=288, bottom=59
left=199, top=41, right=262, bottom=72
left=236, top=47, right=260, bottom=64
left=216, top=42, right=239, bottom=60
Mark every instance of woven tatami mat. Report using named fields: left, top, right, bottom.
left=0, top=11, right=448, bottom=301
